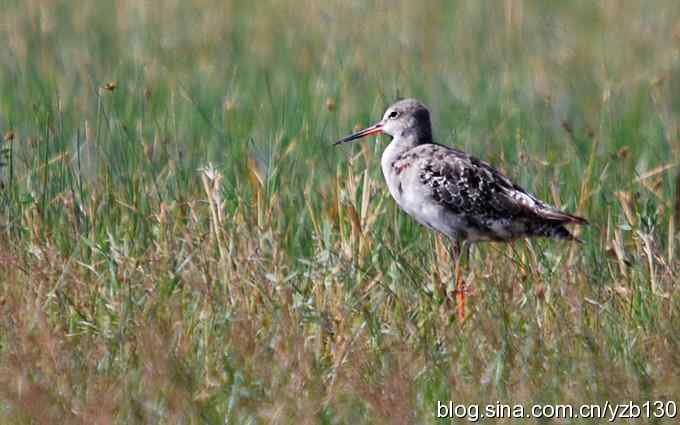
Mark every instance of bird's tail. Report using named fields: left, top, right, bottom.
left=536, top=208, right=588, bottom=243
left=537, top=208, right=589, bottom=226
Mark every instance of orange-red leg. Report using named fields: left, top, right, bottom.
left=450, top=241, right=470, bottom=322
left=455, top=269, right=466, bottom=321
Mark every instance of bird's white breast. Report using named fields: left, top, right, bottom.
left=381, top=142, right=477, bottom=240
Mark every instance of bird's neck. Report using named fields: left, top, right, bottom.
left=382, top=133, right=422, bottom=166
left=393, top=126, right=433, bottom=149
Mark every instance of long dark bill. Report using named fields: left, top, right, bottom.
left=334, top=122, right=383, bottom=145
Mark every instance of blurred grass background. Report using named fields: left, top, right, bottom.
left=1, top=0, right=680, bottom=423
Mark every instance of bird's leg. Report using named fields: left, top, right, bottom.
left=448, top=241, right=469, bottom=321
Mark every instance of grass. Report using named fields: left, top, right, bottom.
left=1, top=0, right=680, bottom=423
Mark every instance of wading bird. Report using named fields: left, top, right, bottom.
left=335, top=99, right=587, bottom=319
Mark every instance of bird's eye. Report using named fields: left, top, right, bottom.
left=388, top=111, right=399, bottom=119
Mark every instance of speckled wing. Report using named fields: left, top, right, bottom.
left=410, top=144, right=586, bottom=237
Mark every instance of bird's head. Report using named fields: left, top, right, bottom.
left=334, top=98, right=432, bottom=146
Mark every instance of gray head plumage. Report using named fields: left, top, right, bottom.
left=334, top=98, right=433, bottom=146
left=380, top=99, right=433, bottom=144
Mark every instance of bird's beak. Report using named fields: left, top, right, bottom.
left=334, top=122, right=384, bottom=145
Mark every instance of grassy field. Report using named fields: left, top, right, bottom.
left=1, top=0, right=680, bottom=423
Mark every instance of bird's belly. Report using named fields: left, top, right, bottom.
left=395, top=189, right=524, bottom=242
left=396, top=193, right=479, bottom=241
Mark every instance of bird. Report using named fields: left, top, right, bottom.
left=334, top=99, right=587, bottom=319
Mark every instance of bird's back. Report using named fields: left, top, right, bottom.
left=384, top=142, right=587, bottom=242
